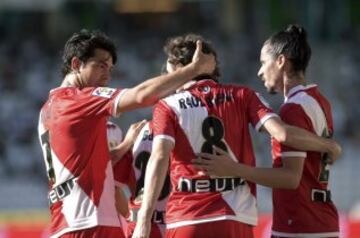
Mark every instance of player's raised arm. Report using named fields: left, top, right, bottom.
left=116, top=41, right=215, bottom=113
left=260, top=116, right=341, bottom=163
left=132, top=138, right=173, bottom=238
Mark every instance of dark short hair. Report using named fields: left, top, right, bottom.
left=61, top=29, right=117, bottom=76
left=163, top=33, right=220, bottom=81
left=265, top=24, right=311, bottom=72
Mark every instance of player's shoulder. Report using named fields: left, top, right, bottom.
left=279, top=98, right=310, bottom=122
left=286, top=84, right=319, bottom=104
left=49, top=86, right=118, bottom=99
left=220, top=83, right=256, bottom=95
left=88, top=87, right=118, bottom=99
left=160, top=90, right=193, bottom=107
left=284, top=85, right=324, bottom=114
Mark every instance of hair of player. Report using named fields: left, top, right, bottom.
left=265, top=24, right=312, bottom=73
left=163, top=33, right=220, bottom=82
left=61, top=29, right=117, bottom=77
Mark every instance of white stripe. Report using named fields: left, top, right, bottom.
left=286, top=91, right=327, bottom=136
left=281, top=151, right=307, bottom=158
left=255, top=113, right=279, bottom=131
left=220, top=184, right=258, bottom=226
left=112, top=88, right=128, bottom=117
left=154, top=134, right=175, bottom=144
left=166, top=214, right=257, bottom=229
left=163, top=91, right=208, bottom=154
left=272, top=230, right=339, bottom=238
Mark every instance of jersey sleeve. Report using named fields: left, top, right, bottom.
left=152, top=100, right=177, bottom=144
left=243, top=89, right=278, bottom=131
left=275, top=103, right=313, bottom=158
left=82, top=87, right=127, bottom=118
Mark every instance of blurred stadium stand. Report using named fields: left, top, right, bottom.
left=0, top=0, right=359, bottom=237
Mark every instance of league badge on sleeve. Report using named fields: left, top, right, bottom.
left=92, top=87, right=116, bottom=98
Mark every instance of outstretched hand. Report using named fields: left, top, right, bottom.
left=192, top=146, right=239, bottom=177
left=191, top=40, right=216, bottom=76
left=123, top=120, right=147, bottom=145
left=111, top=120, right=147, bottom=165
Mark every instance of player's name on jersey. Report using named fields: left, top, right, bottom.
left=177, top=177, right=245, bottom=193
left=178, top=93, right=234, bottom=110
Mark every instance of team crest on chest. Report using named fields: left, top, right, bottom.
left=92, top=87, right=116, bottom=98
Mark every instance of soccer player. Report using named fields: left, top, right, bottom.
left=132, top=34, right=341, bottom=238
left=194, top=25, right=340, bottom=237
left=113, top=121, right=170, bottom=238
left=107, top=120, right=144, bottom=218
left=38, top=29, right=215, bottom=238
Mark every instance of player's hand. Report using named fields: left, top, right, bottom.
left=326, top=139, right=342, bottom=164
left=192, top=146, right=239, bottom=177
left=124, top=120, right=147, bottom=145
left=132, top=215, right=151, bottom=238
left=191, top=40, right=216, bottom=76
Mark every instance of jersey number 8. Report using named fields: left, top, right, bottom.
left=201, top=116, right=228, bottom=154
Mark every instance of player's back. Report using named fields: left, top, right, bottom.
left=271, top=84, right=339, bottom=236
left=152, top=79, right=276, bottom=228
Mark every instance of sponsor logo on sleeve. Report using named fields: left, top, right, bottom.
left=92, top=87, right=116, bottom=98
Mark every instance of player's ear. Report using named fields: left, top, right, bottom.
left=276, top=54, right=286, bottom=70
left=70, top=57, right=82, bottom=73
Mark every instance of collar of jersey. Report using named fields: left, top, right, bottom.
left=285, top=84, right=317, bottom=102
left=50, top=86, right=74, bottom=94
left=186, top=79, right=217, bottom=91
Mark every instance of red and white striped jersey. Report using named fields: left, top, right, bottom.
left=113, top=122, right=169, bottom=238
left=130, top=122, right=170, bottom=224
left=152, top=79, right=277, bottom=229
left=271, top=84, right=339, bottom=237
left=38, top=86, right=126, bottom=238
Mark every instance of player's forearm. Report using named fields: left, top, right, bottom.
left=110, top=140, right=132, bottom=164
left=234, top=163, right=300, bottom=189
left=283, top=125, right=333, bottom=153
left=115, top=187, right=130, bottom=217
left=136, top=62, right=199, bottom=105
left=264, top=117, right=334, bottom=154
left=138, top=154, right=169, bottom=220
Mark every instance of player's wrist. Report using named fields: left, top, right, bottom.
left=183, top=61, right=199, bottom=77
